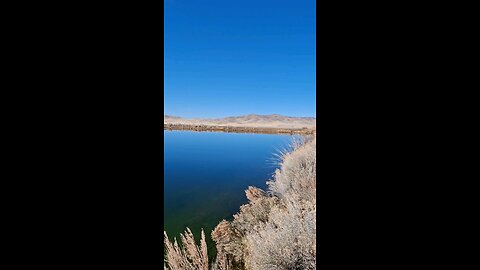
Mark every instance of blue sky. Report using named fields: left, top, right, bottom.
left=164, top=0, right=316, bottom=118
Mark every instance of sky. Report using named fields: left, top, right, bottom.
left=164, top=0, right=316, bottom=118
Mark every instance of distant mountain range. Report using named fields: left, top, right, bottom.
left=164, top=114, right=316, bottom=129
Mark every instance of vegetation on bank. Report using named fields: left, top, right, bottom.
left=164, top=136, right=317, bottom=270
left=164, top=123, right=316, bottom=135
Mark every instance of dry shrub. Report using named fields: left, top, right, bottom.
left=268, top=137, right=316, bottom=209
left=244, top=203, right=316, bottom=270
left=213, top=138, right=316, bottom=269
left=210, top=247, right=230, bottom=270
left=212, top=220, right=243, bottom=264
left=242, top=138, right=316, bottom=270
left=231, top=187, right=279, bottom=234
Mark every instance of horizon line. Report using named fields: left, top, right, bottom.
left=164, top=113, right=317, bottom=119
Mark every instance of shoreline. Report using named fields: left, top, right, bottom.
left=164, top=123, right=315, bottom=135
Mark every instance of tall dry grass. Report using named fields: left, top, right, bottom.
left=164, top=136, right=316, bottom=270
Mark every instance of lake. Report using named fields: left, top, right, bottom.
left=164, top=130, right=293, bottom=255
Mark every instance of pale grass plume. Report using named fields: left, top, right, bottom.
left=164, top=228, right=209, bottom=270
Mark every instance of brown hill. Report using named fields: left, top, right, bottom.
left=164, top=114, right=316, bottom=129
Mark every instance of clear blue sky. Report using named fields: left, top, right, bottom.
left=164, top=0, right=316, bottom=118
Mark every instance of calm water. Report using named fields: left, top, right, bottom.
left=164, top=131, right=293, bottom=254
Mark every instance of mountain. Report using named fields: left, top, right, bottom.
left=164, top=115, right=182, bottom=120
left=164, top=114, right=316, bottom=129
